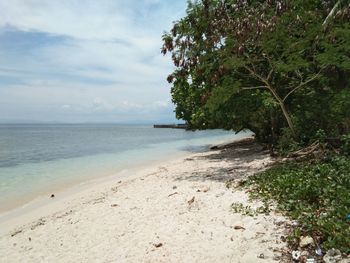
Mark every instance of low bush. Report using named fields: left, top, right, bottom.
left=246, top=156, right=350, bottom=253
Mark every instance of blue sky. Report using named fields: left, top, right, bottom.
left=0, top=0, right=186, bottom=123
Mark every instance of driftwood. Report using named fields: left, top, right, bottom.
left=287, top=141, right=321, bottom=158
left=210, top=137, right=255, bottom=150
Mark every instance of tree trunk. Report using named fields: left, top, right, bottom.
left=266, top=84, right=296, bottom=136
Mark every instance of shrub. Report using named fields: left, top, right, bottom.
left=246, top=157, right=350, bottom=253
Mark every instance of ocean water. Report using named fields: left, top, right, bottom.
left=0, top=124, right=249, bottom=211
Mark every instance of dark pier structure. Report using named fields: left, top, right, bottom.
left=153, top=124, right=188, bottom=129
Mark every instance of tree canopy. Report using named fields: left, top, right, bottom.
left=162, top=0, right=350, bottom=147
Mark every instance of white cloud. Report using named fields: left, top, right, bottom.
left=0, top=0, right=186, bottom=122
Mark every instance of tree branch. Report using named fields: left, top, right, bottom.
left=283, top=68, right=325, bottom=102
left=323, top=0, right=342, bottom=27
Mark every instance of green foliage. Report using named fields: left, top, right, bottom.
left=341, top=134, right=350, bottom=156
left=246, top=157, right=350, bottom=252
left=276, top=128, right=301, bottom=154
left=162, top=0, right=350, bottom=149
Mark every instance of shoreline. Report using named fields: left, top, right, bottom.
left=0, top=135, right=252, bottom=231
left=0, top=150, right=193, bottom=233
left=0, top=136, right=289, bottom=262
left=0, top=133, right=247, bottom=214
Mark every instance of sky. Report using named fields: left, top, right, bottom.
left=0, top=0, right=187, bottom=123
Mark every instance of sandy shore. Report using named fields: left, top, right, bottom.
left=0, top=139, right=289, bottom=263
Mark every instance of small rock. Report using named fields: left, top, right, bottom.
left=299, top=236, right=314, bottom=248
left=111, top=204, right=118, bottom=207
left=50, top=194, right=55, bottom=198
left=28, top=237, right=31, bottom=241
left=323, top=249, right=342, bottom=263
left=202, top=187, right=209, bottom=193
left=258, top=253, right=265, bottom=259
left=291, top=221, right=300, bottom=227
left=292, top=250, right=301, bottom=261
left=172, top=186, right=177, bottom=189
left=153, top=243, right=163, bottom=248
left=233, top=225, right=245, bottom=230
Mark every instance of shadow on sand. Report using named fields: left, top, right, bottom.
left=175, top=138, right=271, bottom=183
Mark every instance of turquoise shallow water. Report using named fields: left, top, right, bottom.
left=0, top=124, right=250, bottom=210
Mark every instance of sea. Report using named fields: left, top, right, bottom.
left=0, top=124, right=250, bottom=212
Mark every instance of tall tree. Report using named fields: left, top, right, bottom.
left=163, top=0, right=350, bottom=144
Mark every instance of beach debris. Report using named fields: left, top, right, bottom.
left=118, top=180, right=122, bottom=183
left=28, top=237, right=31, bottom=241
left=323, top=249, right=342, bottom=263
left=299, top=236, right=314, bottom=248
left=168, top=192, right=178, bottom=197
left=30, top=219, right=46, bottom=230
left=10, top=230, right=22, bottom=237
left=172, top=185, right=177, bottom=189
left=306, top=258, right=316, bottom=263
left=111, top=204, right=118, bottom=207
left=50, top=194, right=55, bottom=198
left=315, top=247, right=323, bottom=256
left=233, top=225, right=246, bottom=230
left=187, top=196, right=195, bottom=205
left=111, top=186, right=118, bottom=192
left=153, top=243, right=163, bottom=248
left=292, top=250, right=301, bottom=261
left=258, top=253, right=265, bottom=259
left=197, top=186, right=210, bottom=193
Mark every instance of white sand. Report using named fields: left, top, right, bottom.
left=0, top=140, right=289, bottom=263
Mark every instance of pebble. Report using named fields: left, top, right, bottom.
left=299, top=236, right=314, bottom=248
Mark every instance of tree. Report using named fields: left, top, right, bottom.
left=163, top=0, right=350, bottom=145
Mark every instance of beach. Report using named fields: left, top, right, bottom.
left=0, top=138, right=289, bottom=263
